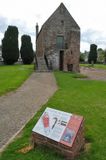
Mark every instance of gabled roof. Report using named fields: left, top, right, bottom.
left=37, top=3, right=80, bottom=38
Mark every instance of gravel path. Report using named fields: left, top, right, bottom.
left=0, top=72, right=57, bottom=151
left=80, top=66, right=106, bottom=81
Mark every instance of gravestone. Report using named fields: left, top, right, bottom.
left=32, top=108, right=85, bottom=159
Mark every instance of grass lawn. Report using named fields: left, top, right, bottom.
left=0, top=64, right=34, bottom=96
left=80, top=63, right=106, bottom=70
left=0, top=72, right=106, bottom=160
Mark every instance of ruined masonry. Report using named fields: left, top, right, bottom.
left=36, top=3, right=80, bottom=72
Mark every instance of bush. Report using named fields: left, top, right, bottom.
left=2, top=26, right=19, bottom=64
left=20, top=35, right=34, bottom=64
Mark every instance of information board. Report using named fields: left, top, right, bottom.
left=32, top=107, right=83, bottom=147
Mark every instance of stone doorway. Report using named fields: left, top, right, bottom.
left=59, top=50, right=64, bottom=71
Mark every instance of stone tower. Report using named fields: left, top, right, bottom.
left=36, top=3, right=80, bottom=72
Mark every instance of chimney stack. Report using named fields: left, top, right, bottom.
left=36, top=23, right=39, bottom=39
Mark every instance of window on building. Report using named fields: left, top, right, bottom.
left=56, top=36, right=64, bottom=49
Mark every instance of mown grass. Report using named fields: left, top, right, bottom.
left=80, top=63, right=106, bottom=70
left=0, top=72, right=106, bottom=160
left=0, top=64, right=34, bottom=96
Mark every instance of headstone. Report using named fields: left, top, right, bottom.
left=32, top=108, right=85, bottom=159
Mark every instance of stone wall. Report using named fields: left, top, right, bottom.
left=64, top=30, right=80, bottom=72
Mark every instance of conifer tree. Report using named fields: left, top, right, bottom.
left=88, top=44, right=97, bottom=64
left=2, top=26, right=19, bottom=64
left=20, top=35, right=34, bottom=64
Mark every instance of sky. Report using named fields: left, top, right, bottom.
left=0, top=0, right=106, bottom=52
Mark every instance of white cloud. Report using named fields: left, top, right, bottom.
left=80, top=42, right=89, bottom=52
left=0, top=0, right=106, bottom=51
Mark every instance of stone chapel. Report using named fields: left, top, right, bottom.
left=36, top=3, right=80, bottom=72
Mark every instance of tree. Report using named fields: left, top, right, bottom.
left=103, top=49, right=106, bottom=64
left=88, top=44, right=97, bottom=64
left=80, top=53, right=85, bottom=62
left=97, top=48, right=104, bottom=63
left=20, top=35, right=34, bottom=64
left=97, top=48, right=106, bottom=63
left=80, top=51, right=89, bottom=63
left=2, top=26, right=19, bottom=64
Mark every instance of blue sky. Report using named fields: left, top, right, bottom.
left=0, top=0, right=106, bottom=52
